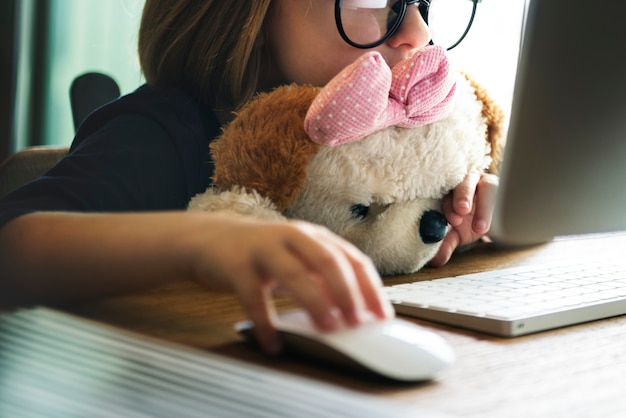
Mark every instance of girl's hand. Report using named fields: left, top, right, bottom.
left=429, top=172, right=499, bottom=267
left=193, top=216, right=394, bottom=355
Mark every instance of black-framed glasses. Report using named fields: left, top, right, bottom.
left=335, top=0, right=479, bottom=50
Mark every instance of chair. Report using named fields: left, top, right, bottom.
left=70, top=72, right=120, bottom=131
left=0, top=145, right=68, bottom=198
left=0, top=72, right=120, bottom=198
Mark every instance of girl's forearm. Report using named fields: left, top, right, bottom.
left=0, top=211, right=206, bottom=307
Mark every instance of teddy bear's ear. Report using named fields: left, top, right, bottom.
left=211, top=84, right=321, bottom=211
left=464, top=74, right=506, bottom=175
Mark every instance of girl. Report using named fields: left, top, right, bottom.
left=0, top=0, right=497, bottom=354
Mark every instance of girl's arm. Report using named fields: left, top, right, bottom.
left=0, top=211, right=393, bottom=354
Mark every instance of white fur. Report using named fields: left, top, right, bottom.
left=189, top=186, right=286, bottom=221
left=285, top=77, right=491, bottom=274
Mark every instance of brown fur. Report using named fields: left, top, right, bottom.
left=464, top=74, right=506, bottom=175
left=211, top=84, right=322, bottom=210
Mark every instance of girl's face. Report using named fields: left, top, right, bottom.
left=263, top=0, right=431, bottom=88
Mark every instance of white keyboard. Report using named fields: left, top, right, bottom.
left=386, top=260, right=626, bottom=336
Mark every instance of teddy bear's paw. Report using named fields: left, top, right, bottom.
left=188, top=186, right=286, bottom=221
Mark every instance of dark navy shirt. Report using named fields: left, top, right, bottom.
left=0, top=85, right=221, bottom=230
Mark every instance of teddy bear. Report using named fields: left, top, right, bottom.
left=188, top=45, right=504, bottom=276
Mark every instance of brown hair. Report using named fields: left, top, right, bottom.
left=138, top=0, right=272, bottom=112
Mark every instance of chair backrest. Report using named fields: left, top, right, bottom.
left=0, top=73, right=119, bottom=198
left=70, top=72, right=120, bottom=131
left=0, top=146, right=68, bottom=198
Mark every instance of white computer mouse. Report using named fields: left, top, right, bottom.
left=235, top=309, right=455, bottom=381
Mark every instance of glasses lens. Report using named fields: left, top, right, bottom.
left=338, top=0, right=400, bottom=47
left=428, top=0, right=476, bottom=50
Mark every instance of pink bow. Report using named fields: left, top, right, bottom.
left=304, top=45, right=457, bottom=146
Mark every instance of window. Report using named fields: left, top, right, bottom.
left=447, top=0, right=527, bottom=116
left=12, top=0, right=145, bottom=150
left=43, top=0, right=145, bottom=146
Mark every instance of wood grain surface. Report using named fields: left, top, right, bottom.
left=64, top=232, right=626, bottom=418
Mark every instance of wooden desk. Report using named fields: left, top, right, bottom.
left=64, top=233, right=626, bottom=418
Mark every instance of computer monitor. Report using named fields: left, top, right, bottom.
left=489, top=0, right=626, bottom=246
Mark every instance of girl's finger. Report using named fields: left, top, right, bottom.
left=453, top=173, right=480, bottom=216
left=473, top=174, right=499, bottom=234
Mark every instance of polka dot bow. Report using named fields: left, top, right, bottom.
left=304, top=45, right=457, bottom=146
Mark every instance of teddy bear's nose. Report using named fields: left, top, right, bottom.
left=419, top=210, right=448, bottom=244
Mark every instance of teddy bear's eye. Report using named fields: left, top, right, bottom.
left=350, top=204, right=370, bottom=220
